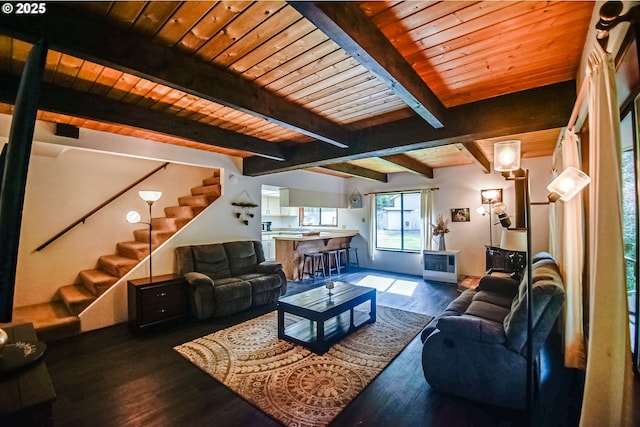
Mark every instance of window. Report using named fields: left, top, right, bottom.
left=621, top=105, right=640, bottom=374
left=375, top=192, right=421, bottom=252
left=300, top=207, right=337, bottom=226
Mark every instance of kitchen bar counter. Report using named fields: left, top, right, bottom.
left=273, top=231, right=359, bottom=280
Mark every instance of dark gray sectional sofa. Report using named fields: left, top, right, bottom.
left=175, top=240, right=287, bottom=319
left=421, top=252, right=565, bottom=408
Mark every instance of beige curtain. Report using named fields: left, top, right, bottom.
left=559, top=129, right=587, bottom=369
left=580, top=41, right=634, bottom=427
left=421, top=190, right=433, bottom=251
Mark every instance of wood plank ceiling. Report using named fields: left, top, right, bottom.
left=0, top=1, right=594, bottom=181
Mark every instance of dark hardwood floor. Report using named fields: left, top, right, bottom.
left=41, top=268, right=583, bottom=427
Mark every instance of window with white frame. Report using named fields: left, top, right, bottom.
left=374, top=192, right=421, bottom=252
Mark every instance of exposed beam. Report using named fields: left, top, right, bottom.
left=243, top=81, right=576, bottom=175
left=291, top=1, right=446, bottom=128
left=380, top=154, right=434, bottom=178
left=0, top=72, right=288, bottom=161
left=455, top=141, right=492, bottom=174
left=0, top=4, right=351, bottom=148
left=321, top=163, right=388, bottom=182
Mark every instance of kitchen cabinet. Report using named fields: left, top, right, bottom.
left=280, top=206, right=299, bottom=216
left=261, top=196, right=281, bottom=216
left=262, top=237, right=275, bottom=260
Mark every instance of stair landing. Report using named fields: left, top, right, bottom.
left=1, top=301, right=80, bottom=342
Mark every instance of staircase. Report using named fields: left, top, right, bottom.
left=6, top=170, right=221, bottom=342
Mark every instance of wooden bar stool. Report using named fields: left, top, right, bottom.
left=323, top=249, right=341, bottom=277
left=303, top=252, right=325, bottom=279
left=337, top=247, right=349, bottom=272
left=347, top=247, right=360, bottom=269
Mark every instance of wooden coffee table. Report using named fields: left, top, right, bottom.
left=277, top=282, right=376, bottom=354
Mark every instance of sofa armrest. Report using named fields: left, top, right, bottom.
left=477, top=275, right=519, bottom=297
left=436, top=315, right=506, bottom=344
left=256, top=261, right=282, bottom=274
left=183, top=272, right=215, bottom=320
left=184, top=272, right=214, bottom=288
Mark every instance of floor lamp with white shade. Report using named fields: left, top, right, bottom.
left=126, top=190, right=162, bottom=284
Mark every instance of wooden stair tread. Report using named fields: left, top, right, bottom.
left=191, top=184, right=221, bottom=196
left=59, top=284, right=96, bottom=315
left=79, top=269, right=118, bottom=296
left=98, top=254, right=139, bottom=277
left=164, top=206, right=196, bottom=218
left=117, top=241, right=153, bottom=260
left=133, top=228, right=175, bottom=244
left=6, top=301, right=80, bottom=342
left=202, top=175, right=221, bottom=185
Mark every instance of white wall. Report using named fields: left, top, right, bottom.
left=340, top=156, right=554, bottom=277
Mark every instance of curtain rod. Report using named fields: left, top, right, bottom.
left=364, top=187, right=439, bottom=196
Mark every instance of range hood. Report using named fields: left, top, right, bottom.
left=279, top=188, right=347, bottom=208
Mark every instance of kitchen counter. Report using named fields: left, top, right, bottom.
left=272, top=230, right=359, bottom=242
left=272, top=231, right=359, bottom=280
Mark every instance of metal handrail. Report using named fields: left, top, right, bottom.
left=34, top=162, right=170, bottom=252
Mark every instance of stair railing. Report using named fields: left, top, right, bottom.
left=34, top=162, right=170, bottom=252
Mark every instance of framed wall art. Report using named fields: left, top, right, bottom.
left=451, top=208, right=470, bottom=222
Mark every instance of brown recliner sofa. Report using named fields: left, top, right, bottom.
left=175, top=240, right=287, bottom=319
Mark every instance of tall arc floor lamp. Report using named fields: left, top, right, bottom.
left=126, top=190, right=162, bottom=284
left=493, top=141, right=590, bottom=424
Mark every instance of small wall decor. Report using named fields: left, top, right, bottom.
left=232, top=190, right=258, bottom=225
left=349, top=191, right=363, bottom=209
left=451, top=208, right=470, bottom=222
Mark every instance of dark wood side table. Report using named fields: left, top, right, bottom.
left=128, top=274, right=187, bottom=331
left=0, top=323, right=55, bottom=426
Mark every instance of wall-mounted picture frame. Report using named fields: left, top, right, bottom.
left=451, top=208, right=470, bottom=222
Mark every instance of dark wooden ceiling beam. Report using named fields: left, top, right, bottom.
left=321, top=163, right=388, bottom=182
left=290, top=1, right=446, bottom=129
left=455, top=141, right=492, bottom=174
left=243, top=81, right=576, bottom=175
left=0, top=72, right=288, bottom=161
left=380, top=154, right=434, bottom=178
left=0, top=4, right=351, bottom=148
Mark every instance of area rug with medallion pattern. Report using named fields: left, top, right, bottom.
left=174, top=305, right=432, bottom=427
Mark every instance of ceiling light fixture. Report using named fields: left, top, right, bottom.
left=494, top=140, right=521, bottom=172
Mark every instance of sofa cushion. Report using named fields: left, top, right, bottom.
left=503, top=279, right=564, bottom=352
left=477, top=275, right=519, bottom=297
left=465, top=300, right=510, bottom=324
left=244, top=274, right=281, bottom=294
left=192, top=244, right=231, bottom=279
left=473, top=290, right=513, bottom=309
left=213, top=277, right=245, bottom=287
left=225, top=241, right=258, bottom=276
left=437, top=315, right=506, bottom=344
left=214, top=280, right=252, bottom=303
left=442, top=288, right=475, bottom=315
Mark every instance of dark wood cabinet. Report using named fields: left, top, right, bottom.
left=128, top=274, right=186, bottom=331
left=485, top=246, right=527, bottom=279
